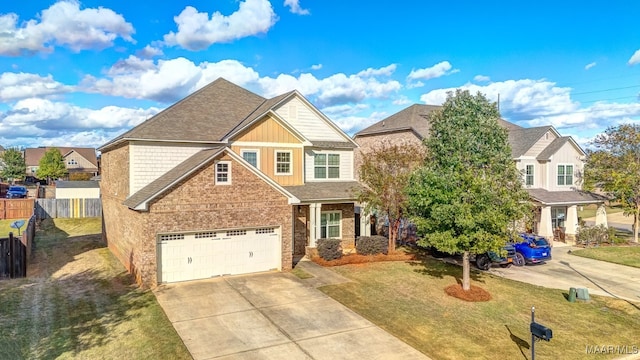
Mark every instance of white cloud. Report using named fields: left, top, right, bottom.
left=357, top=64, right=397, bottom=77
left=163, top=0, right=277, bottom=51
left=0, top=1, right=134, bottom=56
left=0, top=72, right=72, bottom=101
left=136, top=45, right=163, bottom=58
left=474, top=75, right=490, bottom=82
left=284, top=0, right=310, bottom=15
left=407, top=61, right=459, bottom=83
left=311, top=64, right=322, bottom=70
left=331, top=111, right=389, bottom=135
left=585, top=62, right=597, bottom=70
left=628, top=49, right=640, bottom=65
left=392, top=96, right=412, bottom=106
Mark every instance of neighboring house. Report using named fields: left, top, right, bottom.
left=354, top=104, right=606, bottom=243
left=99, top=78, right=361, bottom=287
left=24, top=147, right=99, bottom=179
left=55, top=180, right=101, bottom=199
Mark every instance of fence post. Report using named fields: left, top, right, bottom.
left=9, top=232, right=14, bottom=278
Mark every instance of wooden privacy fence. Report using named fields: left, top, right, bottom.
left=0, top=215, right=35, bottom=279
left=0, top=199, right=35, bottom=220
left=35, top=198, right=102, bottom=219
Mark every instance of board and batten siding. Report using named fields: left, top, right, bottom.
left=274, top=97, right=346, bottom=142
left=304, top=149, right=354, bottom=182
left=547, top=141, right=584, bottom=192
left=129, top=142, right=210, bottom=194
left=230, top=145, right=304, bottom=186
left=234, top=116, right=301, bottom=144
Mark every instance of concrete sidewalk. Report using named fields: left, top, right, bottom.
left=155, top=271, right=430, bottom=360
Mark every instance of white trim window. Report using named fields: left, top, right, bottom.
left=241, top=149, right=260, bottom=169
left=525, top=165, right=534, bottom=186
left=314, top=153, right=340, bottom=179
left=320, top=211, right=341, bottom=238
left=275, top=151, right=292, bottom=175
left=557, top=164, right=573, bottom=186
left=216, top=161, right=231, bottom=185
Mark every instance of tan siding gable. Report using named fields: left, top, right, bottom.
left=230, top=145, right=303, bottom=186
left=233, top=116, right=302, bottom=144
left=64, top=150, right=96, bottom=170
left=274, top=97, right=346, bottom=142
left=524, top=131, right=557, bottom=157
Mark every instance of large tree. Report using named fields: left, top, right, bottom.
left=407, top=90, right=530, bottom=291
left=584, top=124, right=640, bottom=243
left=37, top=148, right=67, bottom=184
left=357, top=141, right=426, bottom=253
left=0, top=148, right=26, bottom=183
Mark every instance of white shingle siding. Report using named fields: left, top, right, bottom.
left=130, top=142, right=209, bottom=194
left=275, top=97, right=346, bottom=142
left=304, top=149, right=354, bottom=182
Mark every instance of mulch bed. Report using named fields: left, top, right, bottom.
left=311, top=251, right=416, bottom=267
left=444, top=284, right=492, bottom=302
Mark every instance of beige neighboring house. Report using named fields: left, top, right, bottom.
left=55, top=180, right=100, bottom=199
left=24, top=147, right=99, bottom=179
left=99, top=78, right=361, bottom=287
left=354, top=104, right=606, bottom=243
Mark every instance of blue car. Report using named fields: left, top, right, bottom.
left=512, top=233, right=551, bottom=266
left=6, top=185, right=28, bottom=199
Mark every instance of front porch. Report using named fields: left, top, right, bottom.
left=292, top=203, right=356, bottom=257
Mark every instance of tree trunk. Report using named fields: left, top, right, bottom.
left=635, top=205, right=639, bottom=243
left=462, top=251, right=470, bottom=291
left=388, top=217, right=397, bottom=253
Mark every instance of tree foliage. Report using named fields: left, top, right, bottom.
left=584, top=124, right=640, bottom=243
left=0, top=148, right=26, bottom=183
left=357, top=141, right=426, bottom=253
left=407, top=90, right=531, bottom=290
left=37, top=148, right=67, bottom=183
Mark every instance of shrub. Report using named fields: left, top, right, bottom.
left=356, top=235, right=389, bottom=255
left=317, top=238, right=342, bottom=261
left=576, top=224, right=610, bottom=247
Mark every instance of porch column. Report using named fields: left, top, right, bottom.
left=565, top=205, right=578, bottom=237
left=358, top=203, right=371, bottom=237
left=309, top=203, right=321, bottom=247
left=595, top=204, right=608, bottom=227
left=539, top=206, right=553, bottom=240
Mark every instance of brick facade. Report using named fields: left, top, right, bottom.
left=322, top=203, right=356, bottom=249
left=102, top=148, right=293, bottom=288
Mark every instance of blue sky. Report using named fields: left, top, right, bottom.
left=1, top=0, right=640, bottom=150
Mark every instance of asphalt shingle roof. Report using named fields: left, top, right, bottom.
left=24, top=147, right=98, bottom=168
left=527, top=188, right=606, bottom=205
left=284, top=181, right=363, bottom=202
left=507, top=126, right=553, bottom=158
left=355, top=104, right=440, bottom=138
left=537, top=137, right=570, bottom=160
left=56, top=180, right=100, bottom=189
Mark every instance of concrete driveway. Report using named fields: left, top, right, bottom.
left=487, top=243, right=640, bottom=303
left=154, top=272, right=430, bottom=360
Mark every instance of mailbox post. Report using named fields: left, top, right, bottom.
left=530, top=306, right=553, bottom=360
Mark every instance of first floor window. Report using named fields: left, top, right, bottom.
left=525, top=165, right=534, bottom=186
left=551, top=207, right=566, bottom=229
left=216, top=161, right=231, bottom=184
left=314, top=153, right=340, bottom=179
left=321, top=211, right=341, bottom=238
left=275, top=151, right=291, bottom=175
left=557, top=164, right=573, bottom=186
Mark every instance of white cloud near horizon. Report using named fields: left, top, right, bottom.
left=0, top=0, right=134, bottom=56
left=284, top=0, right=310, bottom=15
left=407, top=61, right=459, bottom=83
left=474, top=75, right=490, bottom=82
left=585, top=62, right=597, bottom=70
left=163, top=0, right=277, bottom=51
left=629, top=49, right=640, bottom=65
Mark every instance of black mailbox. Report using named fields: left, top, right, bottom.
left=530, top=322, right=552, bottom=341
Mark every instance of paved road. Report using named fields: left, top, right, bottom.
left=154, top=271, right=430, bottom=360
left=488, top=243, right=640, bottom=303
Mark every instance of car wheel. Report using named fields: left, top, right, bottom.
left=514, top=253, right=525, bottom=267
left=475, top=255, right=491, bottom=270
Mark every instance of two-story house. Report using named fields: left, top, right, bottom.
left=24, top=146, right=99, bottom=179
left=99, top=78, right=361, bottom=287
left=354, top=104, right=606, bottom=243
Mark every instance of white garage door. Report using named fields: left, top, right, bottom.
left=159, top=227, right=281, bottom=283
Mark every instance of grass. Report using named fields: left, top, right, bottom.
left=571, top=246, right=640, bottom=268
left=291, top=267, right=314, bottom=279
left=0, top=218, right=28, bottom=238
left=0, top=217, right=191, bottom=360
left=577, top=203, right=624, bottom=219
left=319, top=258, right=640, bottom=360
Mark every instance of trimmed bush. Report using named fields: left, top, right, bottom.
left=576, top=224, right=616, bottom=246
left=317, top=238, right=343, bottom=261
left=356, top=235, right=389, bottom=255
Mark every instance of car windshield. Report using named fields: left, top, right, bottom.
left=9, top=186, right=24, bottom=191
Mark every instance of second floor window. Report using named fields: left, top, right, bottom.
left=241, top=150, right=258, bottom=168
left=275, top=151, right=291, bottom=175
left=216, top=161, right=231, bottom=185
left=557, top=164, right=573, bottom=186
left=525, top=165, right=534, bottom=186
left=314, top=153, right=340, bottom=179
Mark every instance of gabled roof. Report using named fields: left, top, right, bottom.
left=527, top=188, right=606, bottom=205
left=100, top=78, right=267, bottom=150
left=536, top=136, right=586, bottom=160
left=225, top=91, right=295, bottom=139
left=123, top=146, right=298, bottom=211
left=24, top=147, right=98, bottom=168
left=355, top=104, right=441, bottom=139
left=507, top=126, right=556, bottom=158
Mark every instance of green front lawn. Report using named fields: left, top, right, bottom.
left=319, top=259, right=640, bottom=360
left=571, top=246, right=640, bottom=268
left=0, top=218, right=191, bottom=360
left=0, top=218, right=28, bottom=238
left=577, top=204, right=624, bottom=219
